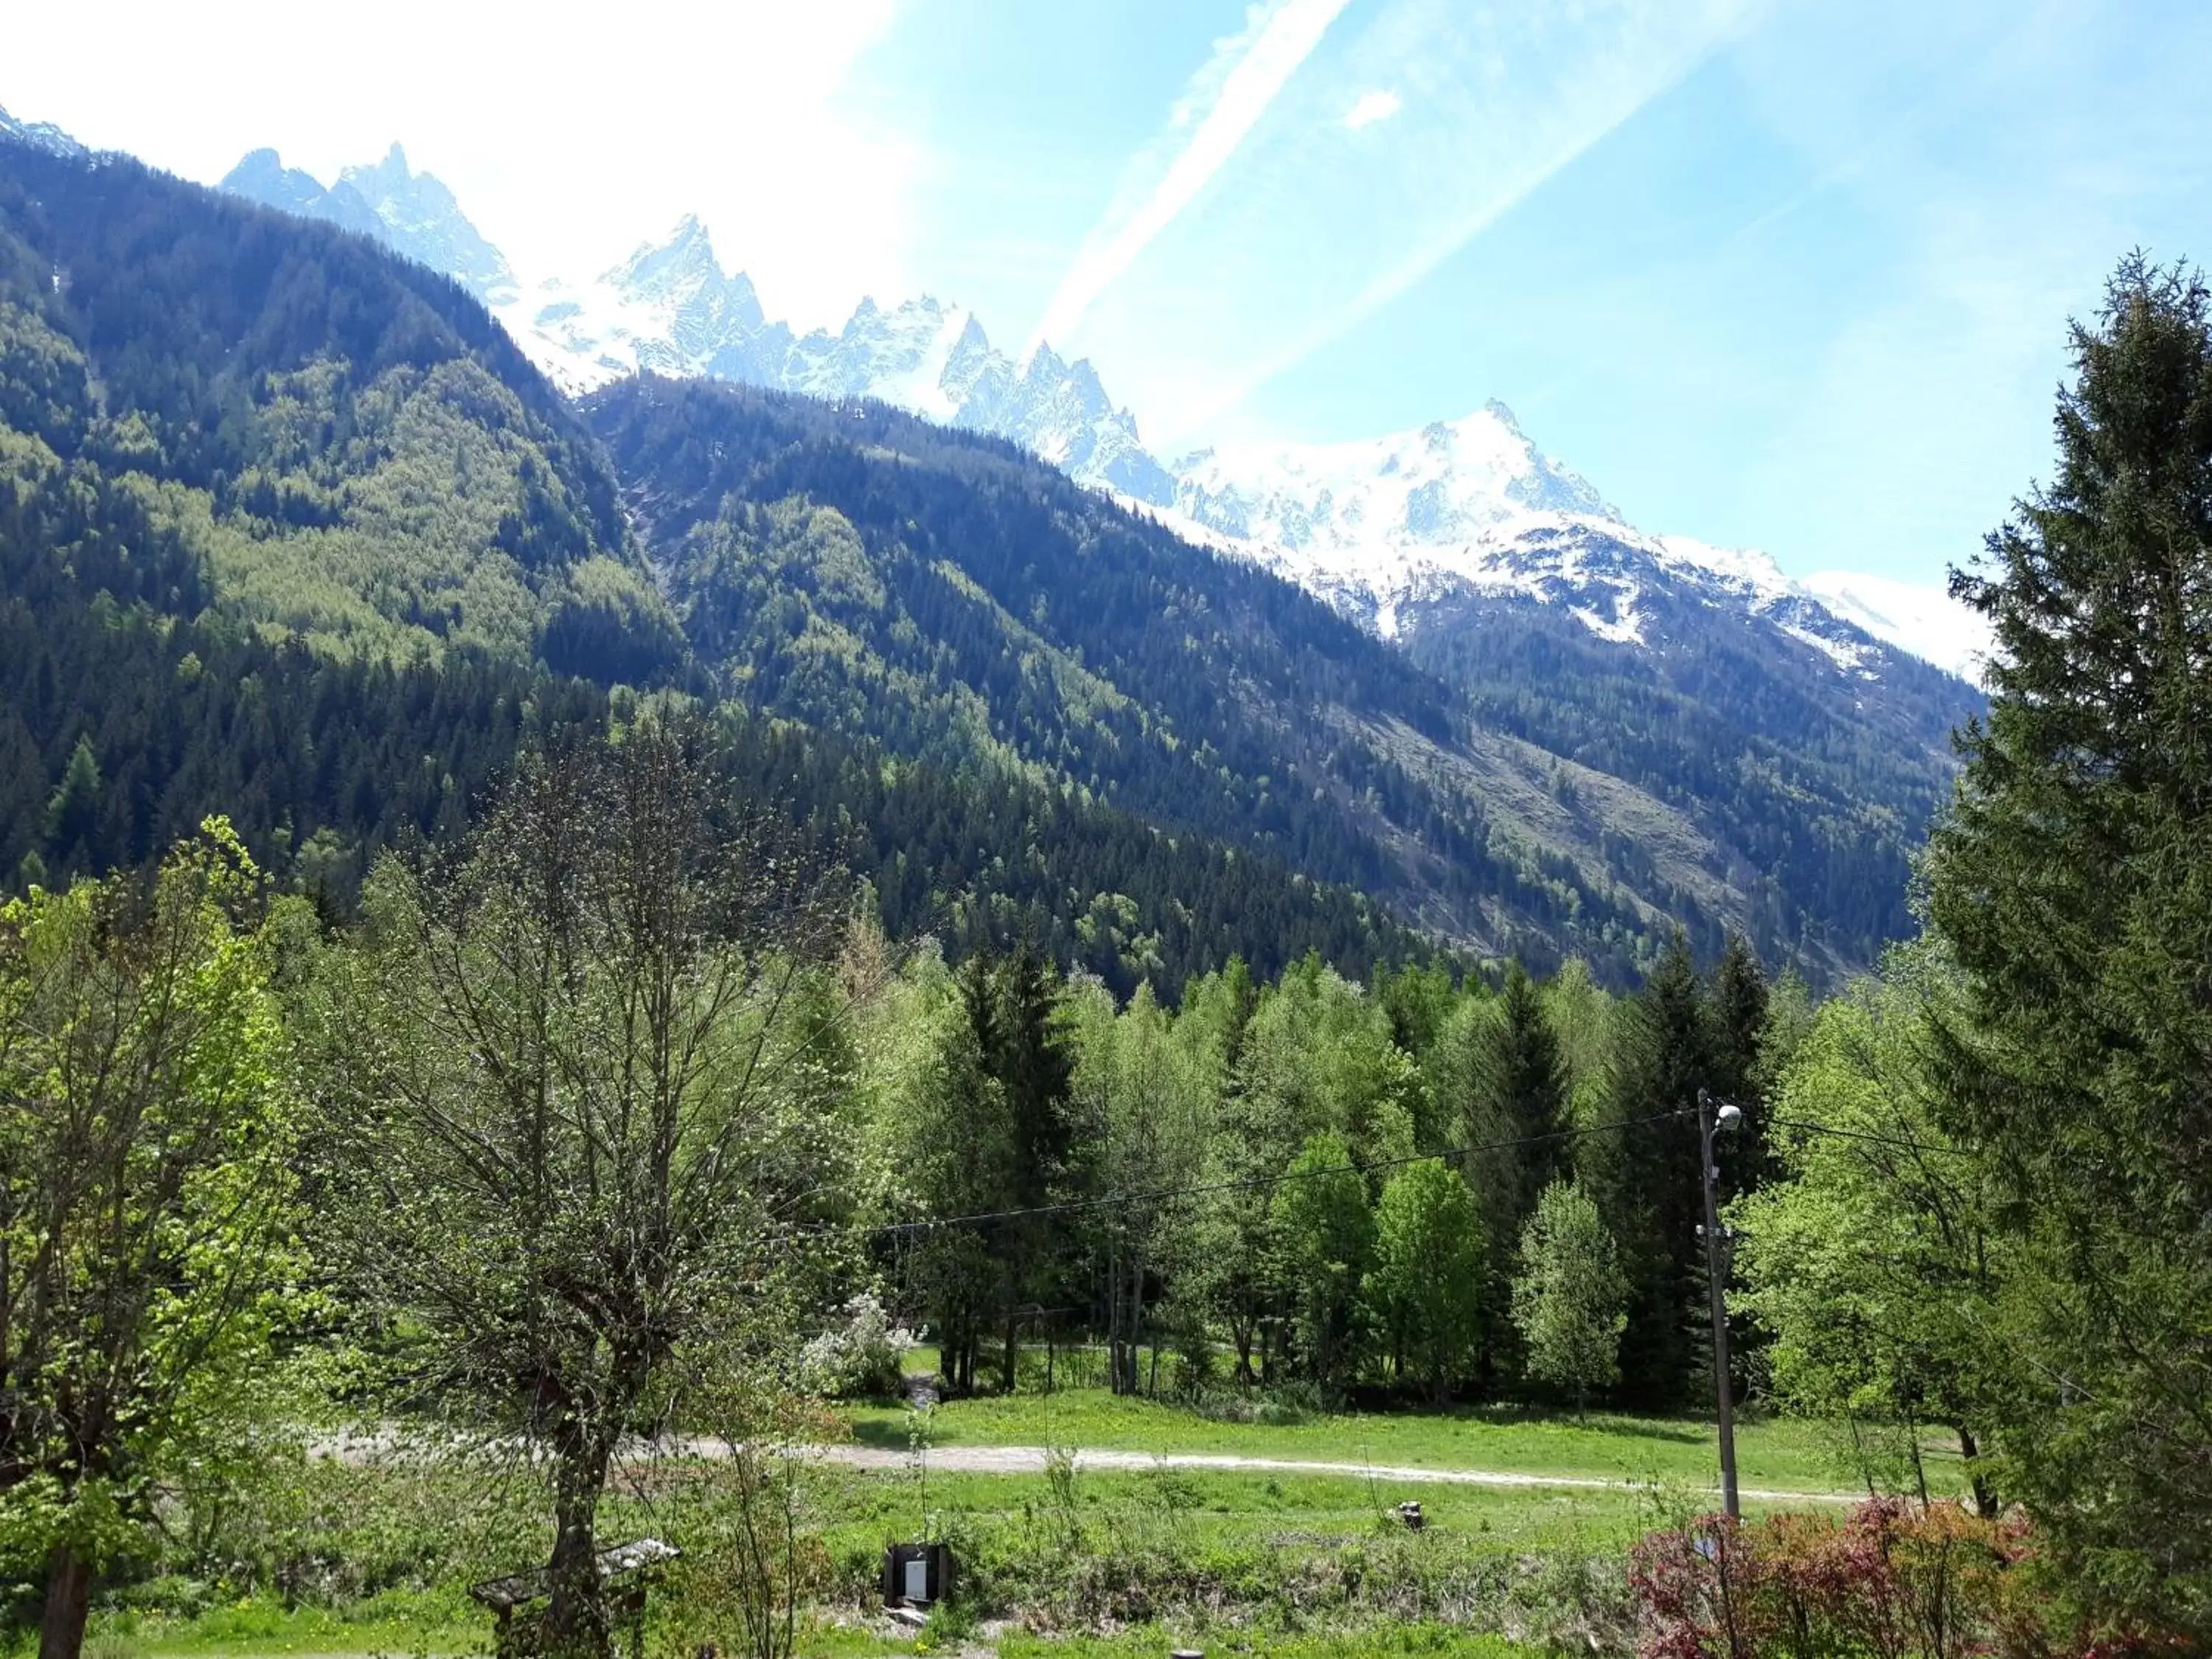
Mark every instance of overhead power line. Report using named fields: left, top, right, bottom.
left=861, top=1107, right=1979, bottom=1242
left=865, top=1110, right=1688, bottom=1238
left=1766, top=1114, right=1972, bottom=1158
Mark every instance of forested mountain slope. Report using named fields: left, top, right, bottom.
left=0, top=133, right=1967, bottom=983
left=0, top=139, right=1430, bottom=992
left=589, top=378, right=1950, bottom=975
left=0, top=144, right=671, bottom=675
left=591, top=379, right=1694, bottom=968
left=1398, top=577, right=1966, bottom=953
left=201, top=131, right=1979, bottom=978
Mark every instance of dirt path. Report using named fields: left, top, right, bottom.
left=313, top=1429, right=1852, bottom=1505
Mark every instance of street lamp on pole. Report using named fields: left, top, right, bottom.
left=1697, top=1086, right=1743, bottom=1522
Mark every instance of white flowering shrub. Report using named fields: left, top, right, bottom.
left=796, top=1293, right=916, bottom=1399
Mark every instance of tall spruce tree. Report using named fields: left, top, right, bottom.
left=1707, top=933, right=1774, bottom=1200
left=1587, top=933, right=1711, bottom=1408
left=41, top=736, right=100, bottom=869
left=969, top=938, right=1075, bottom=1391
left=1461, top=963, right=1570, bottom=1382
left=1927, top=256, right=2212, bottom=1638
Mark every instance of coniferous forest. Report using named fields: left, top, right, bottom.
left=1, top=128, right=2209, bottom=1659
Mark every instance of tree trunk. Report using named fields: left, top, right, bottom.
left=1001, top=1299, right=1019, bottom=1395
left=38, top=1541, right=91, bottom=1659
left=1106, top=1241, right=1127, bottom=1396
left=1905, top=1409, right=1930, bottom=1507
left=544, top=1425, right=617, bottom=1659
left=1958, top=1426, right=1998, bottom=1517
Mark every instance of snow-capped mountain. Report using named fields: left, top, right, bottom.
left=487, top=216, right=1178, bottom=505
left=1798, top=569, right=1992, bottom=681
left=1150, top=404, right=1994, bottom=681
left=214, top=143, right=1984, bottom=682
left=221, top=145, right=516, bottom=305
left=0, top=104, right=82, bottom=159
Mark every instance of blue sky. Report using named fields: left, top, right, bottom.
left=13, top=0, right=2212, bottom=583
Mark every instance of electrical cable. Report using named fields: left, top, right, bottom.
left=862, top=1110, right=1688, bottom=1239
left=860, top=1106, right=1980, bottom=1247
left=1764, top=1114, right=1972, bottom=1158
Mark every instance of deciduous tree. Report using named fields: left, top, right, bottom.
left=1511, top=1180, right=1628, bottom=1414
left=1269, top=1131, right=1373, bottom=1394
left=316, top=723, right=852, bottom=1659
left=1731, top=956, right=2001, bottom=1510
left=0, top=822, right=301, bottom=1659
left=1365, top=1158, right=1482, bottom=1401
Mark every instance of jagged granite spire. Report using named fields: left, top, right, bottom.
left=220, top=143, right=515, bottom=304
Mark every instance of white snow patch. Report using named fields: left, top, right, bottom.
left=1781, top=623, right=1871, bottom=672
left=1653, top=534, right=1794, bottom=605
left=1801, top=571, right=1992, bottom=683
left=1573, top=591, right=1645, bottom=645
left=869, top=302, right=970, bottom=423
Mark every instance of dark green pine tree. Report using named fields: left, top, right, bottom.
left=44, top=735, right=102, bottom=868
left=958, top=947, right=1000, bottom=1064
left=1927, top=255, right=2212, bottom=1639
left=1704, top=931, right=1775, bottom=1389
left=1585, top=933, right=1710, bottom=1409
left=1463, top=961, right=1570, bottom=1384
left=1706, top=932, right=1774, bottom=1201
left=970, top=938, right=1077, bottom=1391
left=1377, top=961, right=1458, bottom=1062
left=1213, top=956, right=1259, bottom=1077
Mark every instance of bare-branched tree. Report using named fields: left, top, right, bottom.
left=316, top=719, right=855, bottom=1659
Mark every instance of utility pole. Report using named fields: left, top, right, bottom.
left=1697, top=1086, right=1742, bottom=1522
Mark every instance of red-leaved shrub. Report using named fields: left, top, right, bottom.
left=1627, top=1498, right=2149, bottom=1658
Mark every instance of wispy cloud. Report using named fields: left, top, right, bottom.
left=1095, top=0, right=1765, bottom=447
left=1029, top=0, right=1354, bottom=353
left=1342, top=88, right=1402, bottom=130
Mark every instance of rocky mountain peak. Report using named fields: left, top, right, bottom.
left=221, top=142, right=515, bottom=305
left=613, top=218, right=740, bottom=299
left=0, top=105, right=84, bottom=160
left=220, top=148, right=331, bottom=216
left=212, top=133, right=1986, bottom=678
left=344, top=142, right=413, bottom=189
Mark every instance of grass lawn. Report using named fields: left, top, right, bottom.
left=800, top=1461, right=1602, bottom=1658
left=994, top=1630, right=1527, bottom=1659
left=844, top=1385, right=1896, bottom=1500
left=69, top=1363, right=1929, bottom=1658
left=82, top=1594, right=482, bottom=1658
left=819, top=1461, right=1658, bottom=1554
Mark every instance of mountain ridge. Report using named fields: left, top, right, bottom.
left=0, top=132, right=1441, bottom=995
left=0, top=117, right=1980, bottom=983
left=209, top=141, right=1987, bottom=683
